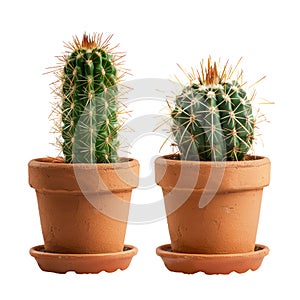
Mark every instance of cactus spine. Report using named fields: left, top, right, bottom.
left=172, top=58, right=255, bottom=161
left=53, top=33, right=123, bottom=163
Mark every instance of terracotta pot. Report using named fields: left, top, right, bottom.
left=28, top=157, right=139, bottom=254
left=155, top=155, right=271, bottom=254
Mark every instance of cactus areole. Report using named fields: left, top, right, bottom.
left=55, top=33, right=123, bottom=163
left=172, top=58, right=255, bottom=161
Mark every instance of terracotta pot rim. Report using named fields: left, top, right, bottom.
left=156, top=154, right=270, bottom=168
left=29, top=157, right=139, bottom=170
left=29, top=157, right=140, bottom=192
left=155, top=152, right=270, bottom=195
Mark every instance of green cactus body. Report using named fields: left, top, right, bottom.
left=172, top=59, right=254, bottom=161
left=60, top=34, right=120, bottom=163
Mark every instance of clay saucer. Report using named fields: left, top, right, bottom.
left=156, top=244, right=269, bottom=275
left=30, top=245, right=138, bottom=274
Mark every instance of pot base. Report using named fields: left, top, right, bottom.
left=30, top=244, right=138, bottom=274
left=156, top=244, right=269, bottom=275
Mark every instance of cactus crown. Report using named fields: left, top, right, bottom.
left=171, top=57, right=257, bottom=161
left=50, top=33, right=125, bottom=163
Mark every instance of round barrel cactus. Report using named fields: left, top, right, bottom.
left=172, top=58, right=255, bottom=161
left=53, top=33, right=123, bottom=163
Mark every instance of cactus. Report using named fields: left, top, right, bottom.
left=52, top=33, right=124, bottom=163
left=171, top=58, right=255, bottom=161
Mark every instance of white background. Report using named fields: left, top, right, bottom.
left=1, top=0, right=299, bottom=299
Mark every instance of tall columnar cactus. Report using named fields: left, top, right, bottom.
left=171, top=58, right=256, bottom=161
left=53, top=33, right=124, bottom=163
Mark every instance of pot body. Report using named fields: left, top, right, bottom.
left=29, top=158, right=139, bottom=254
left=155, top=155, right=270, bottom=254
